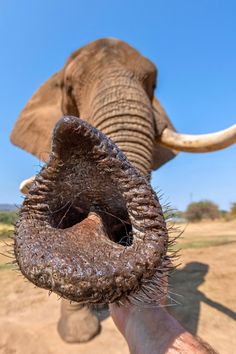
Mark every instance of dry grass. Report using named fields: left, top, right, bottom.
left=0, top=220, right=235, bottom=354
left=0, top=223, right=14, bottom=239
left=170, top=219, right=236, bottom=248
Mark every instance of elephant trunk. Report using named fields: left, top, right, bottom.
left=80, top=71, right=155, bottom=178
left=14, top=69, right=170, bottom=306
left=14, top=117, right=169, bottom=305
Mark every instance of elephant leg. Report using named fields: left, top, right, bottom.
left=57, top=299, right=100, bottom=343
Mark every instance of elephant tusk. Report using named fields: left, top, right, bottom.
left=19, top=176, right=35, bottom=194
left=158, top=124, right=236, bottom=152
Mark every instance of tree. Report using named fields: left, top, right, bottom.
left=229, top=203, right=236, bottom=218
left=185, top=200, right=220, bottom=222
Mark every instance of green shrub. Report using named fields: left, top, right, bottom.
left=0, top=211, right=18, bottom=225
left=185, top=200, right=220, bottom=222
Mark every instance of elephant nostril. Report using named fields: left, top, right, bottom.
left=50, top=205, right=89, bottom=229
left=48, top=199, right=133, bottom=246
left=65, top=210, right=133, bottom=246
left=106, top=219, right=133, bottom=246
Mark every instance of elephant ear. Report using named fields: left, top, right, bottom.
left=152, top=97, right=178, bottom=170
left=10, top=70, right=63, bottom=162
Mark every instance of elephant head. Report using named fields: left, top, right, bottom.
left=11, top=39, right=178, bottom=176
left=11, top=39, right=236, bottom=306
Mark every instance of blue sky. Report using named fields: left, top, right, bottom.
left=0, top=0, right=235, bottom=211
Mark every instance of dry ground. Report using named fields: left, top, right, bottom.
left=0, top=220, right=235, bottom=354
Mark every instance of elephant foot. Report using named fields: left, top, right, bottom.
left=57, top=306, right=100, bottom=343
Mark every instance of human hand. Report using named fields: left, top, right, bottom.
left=109, top=302, right=215, bottom=354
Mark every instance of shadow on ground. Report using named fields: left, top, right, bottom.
left=168, top=262, right=236, bottom=334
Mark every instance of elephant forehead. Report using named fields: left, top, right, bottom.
left=63, top=38, right=156, bottom=81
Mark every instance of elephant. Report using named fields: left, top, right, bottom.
left=10, top=38, right=236, bottom=343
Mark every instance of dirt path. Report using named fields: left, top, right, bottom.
left=0, top=220, right=235, bottom=354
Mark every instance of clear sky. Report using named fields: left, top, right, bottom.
left=1, top=0, right=235, bottom=211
